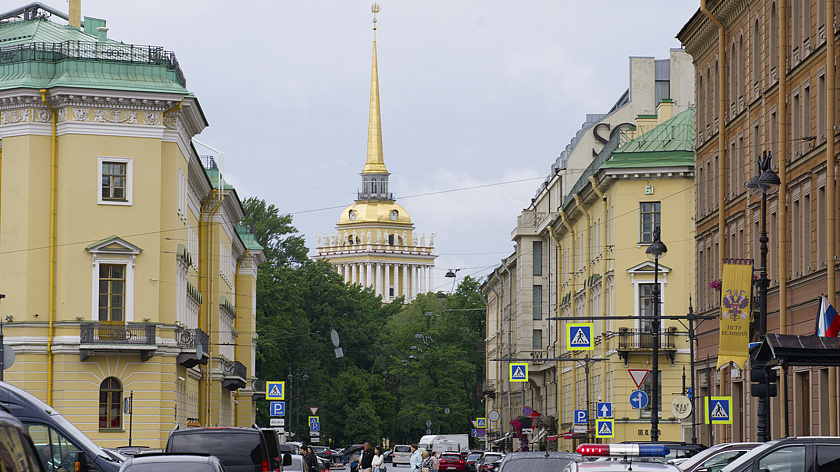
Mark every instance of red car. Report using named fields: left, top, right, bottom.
left=439, top=453, right=466, bottom=471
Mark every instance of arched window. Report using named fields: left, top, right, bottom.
left=99, top=377, right=122, bottom=430
left=752, top=18, right=760, bottom=88
left=739, top=34, right=745, bottom=103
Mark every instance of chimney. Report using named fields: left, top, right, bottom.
left=69, top=0, right=81, bottom=28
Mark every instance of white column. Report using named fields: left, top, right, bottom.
left=412, top=265, right=418, bottom=297
left=374, top=263, right=381, bottom=296
left=384, top=264, right=391, bottom=301
left=351, top=264, right=356, bottom=285
left=427, top=265, right=433, bottom=292
left=366, top=263, right=372, bottom=288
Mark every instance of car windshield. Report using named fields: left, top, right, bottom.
left=169, top=432, right=263, bottom=466
left=678, top=445, right=728, bottom=471
left=719, top=442, right=779, bottom=472
left=484, top=455, right=502, bottom=462
left=47, top=415, right=112, bottom=461
left=395, top=447, right=412, bottom=453
left=500, top=457, right=577, bottom=472
left=468, top=454, right=483, bottom=461
left=125, top=463, right=217, bottom=472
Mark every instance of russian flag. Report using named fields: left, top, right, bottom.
left=816, top=295, right=840, bottom=337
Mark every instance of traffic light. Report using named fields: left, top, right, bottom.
left=750, top=366, right=778, bottom=397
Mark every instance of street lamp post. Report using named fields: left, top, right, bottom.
left=747, top=150, right=780, bottom=442
left=645, top=228, right=667, bottom=442
left=288, top=368, right=308, bottom=440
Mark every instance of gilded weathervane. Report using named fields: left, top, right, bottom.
left=372, top=3, right=380, bottom=31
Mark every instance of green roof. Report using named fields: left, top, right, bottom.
left=235, top=223, right=265, bottom=252
left=609, top=108, right=695, bottom=155
left=0, top=17, right=187, bottom=93
left=204, top=168, right=235, bottom=190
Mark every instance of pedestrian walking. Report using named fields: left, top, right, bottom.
left=420, top=450, right=434, bottom=472
left=358, top=442, right=375, bottom=472
left=372, top=447, right=385, bottom=472
left=430, top=452, right=440, bottom=472
left=304, top=446, right=319, bottom=472
left=410, top=444, right=422, bottom=472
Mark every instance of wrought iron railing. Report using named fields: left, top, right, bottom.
left=175, top=327, right=209, bottom=350
left=220, top=358, right=247, bottom=379
left=0, top=41, right=185, bottom=86
left=617, top=328, right=676, bottom=350
left=80, top=322, right=156, bottom=345
left=233, top=361, right=247, bottom=379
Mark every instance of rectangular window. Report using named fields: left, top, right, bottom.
left=819, top=184, right=826, bottom=263
left=533, top=330, right=543, bottom=351
left=533, top=285, right=542, bottom=320
left=101, top=162, right=126, bottom=200
left=804, top=192, right=811, bottom=272
left=640, top=202, right=661, bottom=243
left=639, top=283, right=654, bottom=332
left=99, top=264, right=125, bottom=322
left=533, top=241, right=543, bottom=276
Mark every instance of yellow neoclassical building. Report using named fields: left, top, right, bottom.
left=0, top=3, right=264, bottom=448
left=313, top=11, right=436, bottom=301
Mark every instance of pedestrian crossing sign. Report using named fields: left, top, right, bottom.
left=510, top=363, right=528, bottom=382
left=704, top=396, right=733, bottom=424
left=567, top=323, right=594, bottom=351
left=309, top=416, right=320, bottom=432
left=266, top=381, right=285, bottom=400
left=476, top=418, right=486, bottom=429
left=595, top=419, right=614, bottom=438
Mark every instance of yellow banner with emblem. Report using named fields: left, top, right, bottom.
left=716, top=259, right=753, bottom=370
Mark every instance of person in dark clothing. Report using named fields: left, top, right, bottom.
left=304, top=446, right=319, bottom=472
left=358, top=442, right=375, bottom=472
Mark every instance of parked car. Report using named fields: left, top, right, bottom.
left=497, top=451, right=580, bottom=472
left=117, top=454, right=227, bottom=472
left=382, top=450, right=393, bottom=463
left=478, top=453, right=505, bottom=472
left=166, top=426, right=291, bottom=472
left=280, top=444, right=303, bottom=456
left=677, top=443, right=760, bottom=472
left=0, top=381, right=123, bottom=472
left=312, top=446, right=333, bottom=464
left=392, top=445, right=412, bottom=466
left=719, top=437, right=840, bottom=472
left=0, top=403, right=47, bottom=472
left=440, top=452, right=466, bottom=471
left=281, top=454, right=306, bottom=472
left=260, top=428, right=284, bottom=472
left=465, top=451, right=484, bottom=472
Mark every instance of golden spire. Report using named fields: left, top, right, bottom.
left=363, top=3, right=387, bottom=174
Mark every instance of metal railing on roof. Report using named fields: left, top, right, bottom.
left=0, top=40, right=186, bottom=87
left=562, top=126, right=630, bottom=210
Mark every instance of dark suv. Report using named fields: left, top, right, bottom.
left=720, top=437, right=840, bottom=472
left=498, top=452, right=580, bottom=472
left=0, top=404, right=45, bottom=472
left=166, top=427, right=290, bottom=472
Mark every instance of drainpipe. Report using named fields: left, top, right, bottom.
left=826, top=0, right=836, bottom=436
left=499, top=263, right=513, bottom=426
left=547, top=224, right=563, bottom=430
left=777, top=0, right=788, bottom=335
left=486, top=274, right=501, bottom=438
left=199, top=189, right=223, bottom=425
left=699, top=0, right=727, bottom=285
left=559, top=210, right=577, bottom=417
left=234, top=249, right=249, bottom=426
left=39, top=90, right=57, bottom=405
left=589, top=176, right=609, bottom=401
left=574, top=195, right=591, bottom=321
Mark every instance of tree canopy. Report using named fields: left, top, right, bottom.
left=241, top=198, right=485, bottom=446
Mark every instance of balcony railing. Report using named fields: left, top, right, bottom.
left=79, top=322, right=156, bottom=361
left=221, top=359, right=247, bottom=391
left=176, top=326, right=210, bottom=368
left=617, top=328, right=676, bottom=350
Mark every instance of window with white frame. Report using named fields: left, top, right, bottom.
left=98, top=157, right=132, bottom=205
left=177, top=168, right=188, bottom=222
left=219, top=240, right=234, bottom=289
left=87, top=236, right=140, bottom=322
left=640, top=202, right=661, bottom=243
left=188, top=223, right=199, bottom=271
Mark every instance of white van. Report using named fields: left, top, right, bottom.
left=392, top=444, right=412, bottom=465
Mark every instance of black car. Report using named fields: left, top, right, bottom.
left=466, top=452, right=484, bottom=472
left=719, top=437, right=840, bottom=472
left=117, top=454, right=226, bottom=472
left=166, top=427, right=291, bottom=472
left=478, top=453, right=505, bottom=472
left=260, top=428, right=284, bottom=472
left=312, top=446, right=332, bottom=463
left=497, top=451, right=580, bottom=472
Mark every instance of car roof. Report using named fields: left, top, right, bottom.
left=503, top=452, right=580, bottom=460
left=574, top=460, right=683, bottom=472
left=126, top=454, right=219, bottom=464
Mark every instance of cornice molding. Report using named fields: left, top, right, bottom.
left=681, top=0, right=750, bottom=61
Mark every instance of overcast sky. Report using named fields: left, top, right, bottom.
left=77, top=0, right=699, bottom=292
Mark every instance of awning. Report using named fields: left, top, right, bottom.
left=533, top=428, right=547, bottom=442
left=547, top=435, right=558, bottom=442
left=493, top=433, right=513, bottom=444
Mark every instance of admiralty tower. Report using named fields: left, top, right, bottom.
left=312, top=5, right=437, bottom=303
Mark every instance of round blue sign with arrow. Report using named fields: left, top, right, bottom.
left=630, top=390, right=649, bottom=409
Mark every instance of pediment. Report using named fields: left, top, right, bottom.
left=86, top=235, right=142, bottom=255
left=627, top=260, right=671, bottom=274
